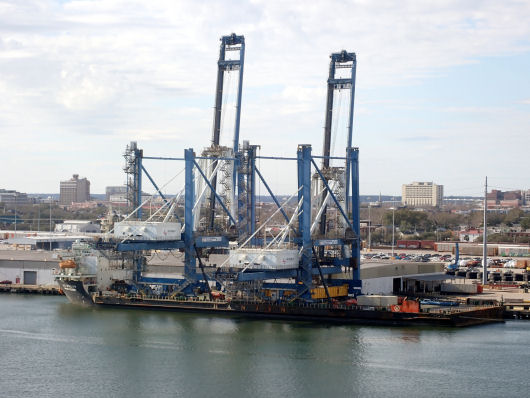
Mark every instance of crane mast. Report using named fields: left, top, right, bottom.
left=208, top=33, right=245, bottom=230
left=319, top=50, right=357, bottom=238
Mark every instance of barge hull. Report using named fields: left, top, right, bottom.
left=93, top=296, right=504, bottom=327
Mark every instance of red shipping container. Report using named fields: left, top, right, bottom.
left=406, top=240, right=421, bottom=249
left=420, top=240, right=435, bottom=249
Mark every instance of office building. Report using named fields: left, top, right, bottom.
left=60, top=174, right=90, bottom=205
left=401, top=182, right=443, bottom=207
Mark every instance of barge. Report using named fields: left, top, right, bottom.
left=58, top=276, right=503, bottom=327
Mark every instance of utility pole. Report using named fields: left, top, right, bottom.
left=368, top=204, right=371, bottom=251
left=482, top=177, right=488, bottom=285
left=392, top=207, right=396, bottom=257
left=49, top=197, right=52, bottom=251
left=391, top=197, right=395, bottom=258
left=14, top=193, right=17, bottom=233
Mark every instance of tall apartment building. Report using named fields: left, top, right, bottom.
left=60, top=174, right=90, bottom=205
left=402, top=182, right=443, bottom=207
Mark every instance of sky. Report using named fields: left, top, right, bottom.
left=1, top=0, right=529, bottom=197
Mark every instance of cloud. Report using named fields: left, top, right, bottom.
left=399, top=136, right=436, bottom=142
left=0, top=0, right=529, bottom=193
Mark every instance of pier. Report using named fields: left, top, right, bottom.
left=0, top=283, right=62, bottom=295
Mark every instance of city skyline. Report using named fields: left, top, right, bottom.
left=1, top=1, right=530, bottom=197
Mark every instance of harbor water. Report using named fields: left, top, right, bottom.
left=1, top=295, right=528, bottom=398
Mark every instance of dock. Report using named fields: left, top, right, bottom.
left=0, top=283, right=63, bottom=295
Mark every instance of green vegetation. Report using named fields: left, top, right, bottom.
left=382, top=209, right=432, bottom=233
left=476, top=233, right=530, bottom=244
left=520, top=217, right=530, bottom=230
left=360, top=205, right=530, bottom=246
left=0, top=203, right=108, bottom=231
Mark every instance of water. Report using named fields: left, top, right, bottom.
left=0, top=295, right=528, bottom=398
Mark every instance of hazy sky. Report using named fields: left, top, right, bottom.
left=1, top=0, right=529, bottom=197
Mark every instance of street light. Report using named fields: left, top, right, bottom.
left=391, top=206, right=395, bottom=258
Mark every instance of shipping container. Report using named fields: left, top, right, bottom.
left=396, top=240, right=425, bottom=249
left=498, top=246, right=530, bottom=257
left=396, top=240, right=407, bottom=249
left=406, top=240, right=421, bottom=249
left=435, top=242, right=456, bottom=252
left=420, top=240, right=435, bottom=250
left=310, top=284, right=349, bottom=299
left=457, top=244, right=497, bottom=256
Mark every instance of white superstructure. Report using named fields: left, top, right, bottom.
left=114, top=221, right=181, bottom=241
left=228, top=248, right=300, bottom=270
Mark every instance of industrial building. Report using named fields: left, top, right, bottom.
left=401, top=182, right=443, bottom=207
left=487, top=189, right=523, bottom=209
left=356, top=261, right=447, bottom=295
left=0, top=250, right=58, bottom=286
left=59, top=174, right=90, bottom=205
left=105, top=186, right=127, bottom=201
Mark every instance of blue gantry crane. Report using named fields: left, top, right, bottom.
left=109, top=36, right=362, bottom=301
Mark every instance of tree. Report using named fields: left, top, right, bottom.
left=504, top=208, right=524, bottom=226
left=520, top=217, right=530, bottom=230
left=383, top=209, right=432, bottom=233
left=487, top=213, right=504, bottom=227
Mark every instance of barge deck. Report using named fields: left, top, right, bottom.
left=93, top=293, right=504, bottom=327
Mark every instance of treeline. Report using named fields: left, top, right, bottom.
left=361, top=207, right=530, bottom=245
